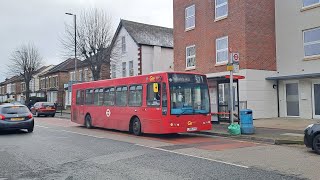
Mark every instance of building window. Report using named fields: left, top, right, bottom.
left=112, top=64, right=116, bottom=78
left=303, top=0, right=320, bottom=7
left=185, top=4, right=195, bottom=30
left=84, top=68, right=88, bottom=81
left=45, top=77, right=48, bottom=88
left=129, top=85, right=142, bottom=106
left=79, top=70, right=83, bottom=81
left=186, top=45, right=196, bottom=69
left=21, top=82, right=25, bottom=92
left=94, top=88, right=104, bottom=106
left=215, top=0, right=228, bottom=19
left=216, top=36, right=228, bottom=64
left=104, top=87, right=115, bottom=106
left=40, top=79, right=43, bottom=89
left=48, top=76, right=53, bottom=88
left=51, top=77, right=54, bottom=88
left=304, top=27, right=320, bottom=57
left=55, top=76, right=58, bottom=87
left=12, top=84, right=16, bottom=93
left=122, top=62, right=127, bottom=77
left=116, top=86, right=127, bottom=106
left=129, top=61, right=134, bottom=76
left=122, top=36, right=126, bottom=53
left=70, top=71, right=75, bottom=81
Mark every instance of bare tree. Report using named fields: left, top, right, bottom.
left=8, top=43, right=42, bottom=103
left=61, top=8, right=117, bottom=80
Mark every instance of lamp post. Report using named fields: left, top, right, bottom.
left=65, top=12, right=77, bottom=81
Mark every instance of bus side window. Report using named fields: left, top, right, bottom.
left=80, top=90, right=84, bottom=105
left=162, top=83, right=167, bottom=115
left=94, top=88, right=104, bottom=106
left=85, top=89, right=93, bottom=105
left=116, top=86, right=127, bottom=106
left=147, top=83, right=161, bottom=106
left=104, top=87, right=115, bottom=106
left=94, top=89, right=99, bottom=106
left=129, top=85, right=142, bottom=107
left=162, top=83, right=167, bottom=107
left=76, top=90, right=81, bottom=105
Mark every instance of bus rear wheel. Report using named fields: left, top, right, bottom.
left=85, top=115, right=93, bottom=129
left=132, top=118, right=142, bottom=136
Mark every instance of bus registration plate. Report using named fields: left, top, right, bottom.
left=187, top=127, right=197, bottom=132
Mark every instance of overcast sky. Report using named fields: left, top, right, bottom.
left=0, top=0, right=173, bottom=81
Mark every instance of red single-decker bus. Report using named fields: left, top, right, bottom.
left=71, top=72, right=212, bottom=135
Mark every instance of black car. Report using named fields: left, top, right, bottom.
left=304, top=123, right=320, bottom=154
left=0, top=104, right=34, bottom=133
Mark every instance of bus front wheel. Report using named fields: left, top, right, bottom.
left=132, top=118, right=142, bottom=136
left=85, top=115, right=93, bottom=129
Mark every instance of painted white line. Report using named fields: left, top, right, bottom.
left=35, top=125, right=105, bottom=139
left=59, top=130, right=105, bottom=139
left=35, top=124, right=249, bottom=168
left=35, top=125, right=50, bottom=129
left=135, top=144, right=249, bottom=169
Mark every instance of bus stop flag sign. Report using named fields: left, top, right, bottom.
left=232, top=53, right=239, bottom=62
left=232, top=53, right=239, bottom=73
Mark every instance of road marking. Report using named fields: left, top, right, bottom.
left=35, top=124, right=249, bottom=169
left=36, top=125, right=106, bottom=139
left=59, top=130, right=106, bottom=139
left=135, top=144, right=249, bottom=169
left=35, top=125, right=50, bottom=129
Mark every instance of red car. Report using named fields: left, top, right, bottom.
left=30, top=102, right=56, bottom=117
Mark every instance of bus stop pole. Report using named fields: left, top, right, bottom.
left=229, top=55, right=234, bottom=124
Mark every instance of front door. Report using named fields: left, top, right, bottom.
left=313, top=82, right=320, bottom=119
left=285, top=83, right=300, bottom=117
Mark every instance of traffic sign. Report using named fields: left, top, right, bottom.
left=233, top=63, right=239, bottom=73
left=232, top=53, right=239, bottom=62
left=227, top=65, right=234, bottom=71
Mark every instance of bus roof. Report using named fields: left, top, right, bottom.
left=72, top=71, right=207, bottom=89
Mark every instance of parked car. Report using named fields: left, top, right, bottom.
left=304, top=123, right=320, bottom=154
left=0, top=104, right=34, bottom=133
left=30, top=102, right=56, bottom=117
left=10, top=101, right=23, bottom=105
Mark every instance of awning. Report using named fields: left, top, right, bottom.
left=266, top=73, right=320, bottom=80
left=208, top=75, right=245, bottom=81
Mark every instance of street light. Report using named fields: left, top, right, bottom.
left=65, top=12, right=77, bottom=81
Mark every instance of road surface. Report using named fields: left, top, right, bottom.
left=0, top=117, right=318, bottom=179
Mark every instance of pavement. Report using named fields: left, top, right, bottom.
left=54, top=109, right=71, bottom=119
left=54, top=110, right=320, bottom=145
left=196, top=118, right=320, bottom=145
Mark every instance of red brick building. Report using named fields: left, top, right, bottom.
left=173, top=0, right=278, bottom=119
